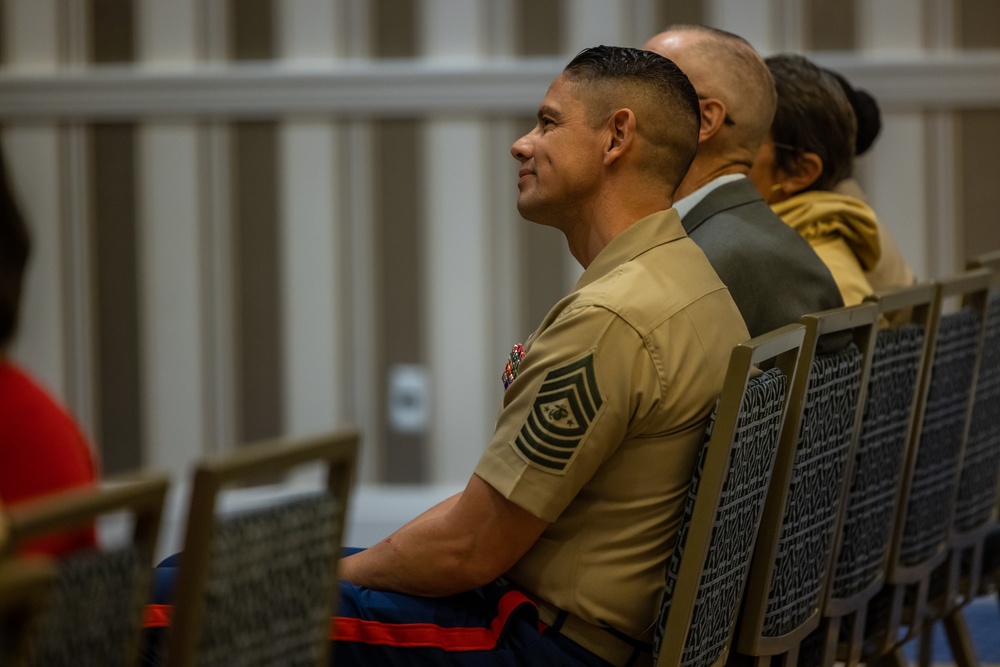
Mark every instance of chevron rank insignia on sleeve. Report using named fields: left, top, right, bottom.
left=513, top=352, right=604, bottom=473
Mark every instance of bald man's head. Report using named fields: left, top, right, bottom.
left=643, top=25, right=776, bottom=160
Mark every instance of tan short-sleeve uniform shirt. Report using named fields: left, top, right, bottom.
left=475, top=209, right=750, bottom=643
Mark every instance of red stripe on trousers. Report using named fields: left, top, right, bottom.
left=331, top=590, right=533, bottom=650
left=145, top=604, right=171, bottom=628
left=143, top=590, right=535, bottom=652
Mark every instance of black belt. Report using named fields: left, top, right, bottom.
left=531, top=597, right=653, bottom=667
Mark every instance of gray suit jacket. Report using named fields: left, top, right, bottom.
left=682, top=178, right=844, bottom=337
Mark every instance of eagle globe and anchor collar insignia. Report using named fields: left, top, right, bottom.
left=513, top=352, right=604, bottom=473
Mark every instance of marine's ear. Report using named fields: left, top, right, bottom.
left=604, top=108, right=636, bottom=166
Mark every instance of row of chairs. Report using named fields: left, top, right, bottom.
left=3, top=253, right=999, bottom=667
left=0, top=429, right=358, bottom=667
left=652, top=250, right=1000, bottom=667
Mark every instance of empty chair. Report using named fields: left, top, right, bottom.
left=162, top=430, right=358, bottom=667
left=808, top=283, right=936, bottom=667
left=1, top=474, right=169, bottom=667
left=653, top=323, right=804, bottom=667
left=733, top=303, right=878, bottom=667
left=862, top=268, right=991, bottom=663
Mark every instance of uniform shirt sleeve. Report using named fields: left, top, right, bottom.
left=475, top=302, right=661, bottom=523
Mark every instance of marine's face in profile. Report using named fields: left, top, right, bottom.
left=510, top=73, right=605, bottom=226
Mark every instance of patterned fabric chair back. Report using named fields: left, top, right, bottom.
left=164, top=430, right=358, bottom=667
left=653, top=323, right=804, bottom=667
left=952, top=289, right=1000, bottom=539
left=734, top=304, right=878, bottom=666
left=891, top=275, right=989, bottom=576
left=861, top=269, right=991, bottom=662
left=798, top=282, right=937, bottom=667
left=1, top=475, right=168, bottom=667
left=928, top=258, right=1000, bottom=667
left=829, top=324, right=925, bottom=603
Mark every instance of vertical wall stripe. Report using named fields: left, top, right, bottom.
left=372, top=0, right=416, bottom=58
left=371, top=0, right=424, bottom=482
left=959, top=0, right=1000, bottom=48
left=231, top=121, right=283, bottom=443
left=960, top=111, right=1000, bottom=258
left=424, top=119, right=494, bottom=484
left=2, top=0, right=60, bottom=70
left=201, top=0, right=230, bottom=61
left=90, top=123, right=142, bottom=473
left=230, top=0, right=283, bottom=444
left=858, top=0, right=923, bottom=50
left=958, top=1, right=1000, bottom=259
left=706, top=0, right=782, bottom=51
left=926, top=113, right=960, bottom=275
left=419, top=0, right=484, bottom=60
left=200, top=122, right=237, bottom=455
left=90, top=0, right=133, bottom=63
left=194, top=1, right=235, bottom=454
left=278, top=123, right=343, bottom=437
left=229, top=0, right=273, bottom=60
left=562, top=0, right=631, bottom=55
left=137, top=0, right=198, bottom=63
left=806, top=0, right=855, bottom=50
left=277, top=0, right=338, bottom=60
left=648, top=0, right=704, bottom=31
left=88, top=0, right=141, bottom=473
left=137, top=0, right=205, bottom=480
left=136, top=124, right=206, bottom=479
left=626, top=1, right=664, bottom=45
left=277, top=0, right=343, bottom=442
left=866, top=114, right=932, bottom=277
left=375, top=119, right=425, bottom=483
left=515, top=0, right=561, bottom=55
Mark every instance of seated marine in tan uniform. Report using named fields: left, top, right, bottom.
left=334, top=45, right=750, bottom=667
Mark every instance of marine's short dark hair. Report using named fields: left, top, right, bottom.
left=0, top=152, right=31, bottom=348
left=766, top=53, right=857, bottom=192
left=562, top=45, right=701, bottom=194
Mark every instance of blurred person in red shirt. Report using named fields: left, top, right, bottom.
left=0, top=149, right=99, bottom=557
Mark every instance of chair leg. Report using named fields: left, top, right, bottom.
left=917, top=619, right=934, bottom=667
left=819, top=615, right=840, bottom=667
left=847, top=606, right=868, bottom=667
left=942, top=608, right=981, bottom=667
left=783, top=642, right=800, bottom=667
left=879, top=585, right=907, bottom=656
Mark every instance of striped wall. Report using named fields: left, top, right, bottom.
left=1, top=0, right=998, bottom=486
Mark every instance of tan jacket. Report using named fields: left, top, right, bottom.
left=834, top=178, right=916, bottom=293
left=773, top=191, right=882, bottom=306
